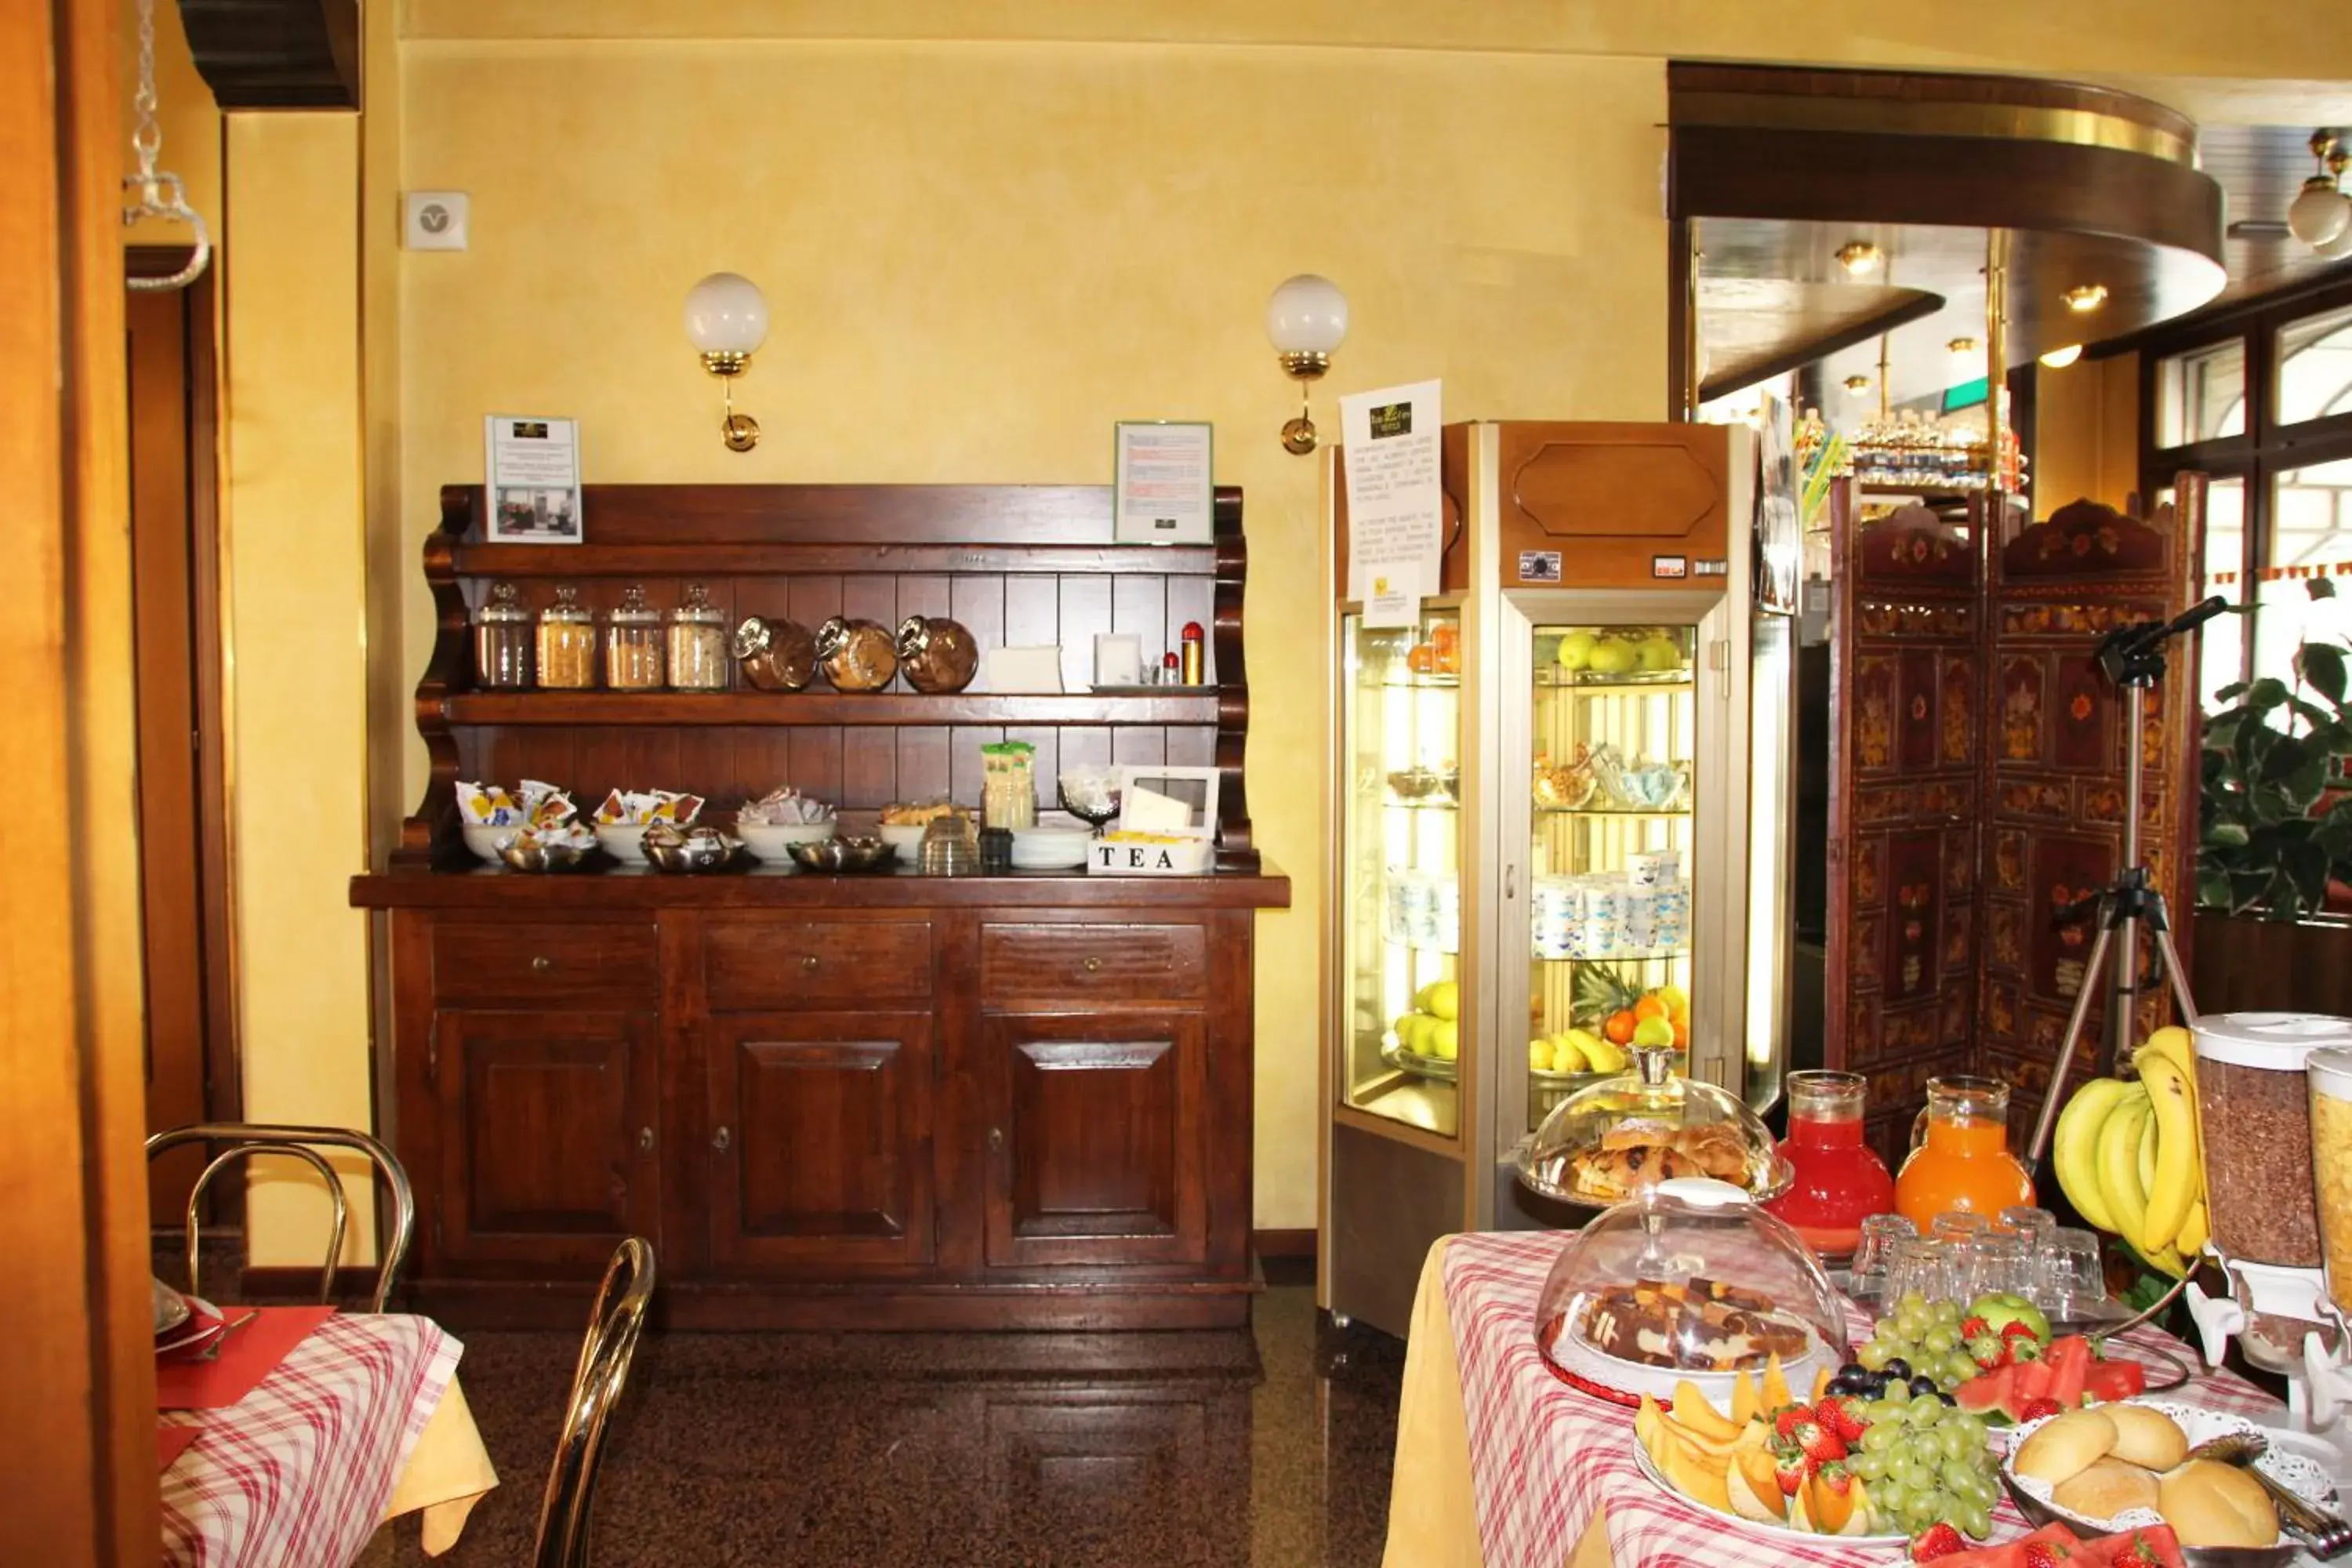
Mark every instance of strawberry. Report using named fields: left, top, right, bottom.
left=1908, top=1521, right=1965, bottom=1561
left=1772, top=1403, right=1815, bottom=1440
left=2002, top=1319, right=2042, bottom=1343
left=1961, top=1315, right=1990, bottom=1338
left=1817, top=1395, right=1868, bottom=1443
left=2020, top=1396, right=2064, bottom=1422
left=2009, top=1336, right=2046, bottom=1363
left=1789, top=1418, right=1847, bottom=1465
left=1966, top=1332, right=2006, bottom=1368
left=2023, top=1542, right=2075, bottom=1567
left=1773, top=1449, right=1808, bottom=1496
left=2104, top=1530, right=2168, bottom=1566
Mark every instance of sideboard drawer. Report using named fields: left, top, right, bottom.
left=430, top=920, right=659, bottom=1007
left=703, top=919, right=935, bottom=1009
left=980, top=922, right=1208, bottom=1002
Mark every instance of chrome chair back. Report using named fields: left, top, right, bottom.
left=533, top=1236, right=656, bottom=1568
left=144, top=1122, right=416, bottom=1314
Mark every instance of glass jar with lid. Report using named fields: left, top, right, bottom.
left=604, top=584, right=664, bottom=691
left=667, top=583, right=730, bottom=690
left=1532, top=1177, right=1849, bottom=1406
left=1512, top=1044, right=1792, bottom=1210
left=980, top=741, right=1037, bottom=830
left=536, top=585, right=597, bottom=689
left=1763, top=1069, right=1896, bottom=1261
left=473, top=581, right=534, bottom=689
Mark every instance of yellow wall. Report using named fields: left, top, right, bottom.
left=223, top=113, right=377, bottom=1264
left=2036, top=352, right=2142, bottom=514
left=393, top=41, right=1669, bottom=1229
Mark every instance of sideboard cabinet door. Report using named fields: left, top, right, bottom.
left=980, top=1010, right=1207, bottom=1269
left=430, top=1008, right=660, bottom=1272
left=702, top=1011, right=936, bottom=1275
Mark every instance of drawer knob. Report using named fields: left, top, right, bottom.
left=530, top=956, right=553, bottom=974
left=712, top=1126, right=731, bottom=1153
left=987, top=1127, right=1004, bottom=1153
left=638, top=1126, right=655, bottom=1152
left=1082, top=956, right=1103, bottom=973
left=800, top=955, right=820, bottom=972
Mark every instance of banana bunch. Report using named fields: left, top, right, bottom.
left=2050, top=1025, right=2209, bottom=1276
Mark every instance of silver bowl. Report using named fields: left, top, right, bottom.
left=787, top=836, right=900, bottom=873
left=498, top=840, right=593, bottom=873
left=643, top=833, right=742, bottom=873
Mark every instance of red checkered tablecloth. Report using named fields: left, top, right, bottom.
left=160, top=1312, right=462, bottom=1568
left=1442, top=1229, right=2275, bottom=1568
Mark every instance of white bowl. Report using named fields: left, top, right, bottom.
left=460, top=823, right=516, bottom=864
left=1010, top=826, right=1092, bottom=869
left=593, top=822, right=650, bottom=864
left=878, top=822, right=931, bottom=856
left=736, top=820, right=836, bottom=864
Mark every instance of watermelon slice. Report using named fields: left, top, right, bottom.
left=2013, top=1357, right=2056, bottom=1407
left=2045, top=1334, right=2092, bottom=1409
left=1955, top=1363, right=2016, bottom=1416
left=2082, top=1356, right=2146, bottom=1404
left=2077, top=1524, right=2185, bottom=1568
left=1937, top=1522, right=2084, bottom=1566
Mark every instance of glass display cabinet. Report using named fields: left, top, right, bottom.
left=1322, top=420, right=1792, bottom=1336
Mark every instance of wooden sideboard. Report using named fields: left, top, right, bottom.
left=352, top=485, right=1289, bottom=1328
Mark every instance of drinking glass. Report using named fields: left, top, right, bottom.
left=1884, top=1236, right=1951, bottom=1305
left=1848, top=1213, right=1917, bottom=1304
left=1996, top=1206, right=2057, bottom=1248
left=2042, top=1228, right=2107, bottom=1314
left=1931, top=1210, right=1989, bottom=1244
left=1955, top=1234, right=2032, bottom=1301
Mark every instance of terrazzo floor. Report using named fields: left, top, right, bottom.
left=342, top=1263, right=1405, bottom=1568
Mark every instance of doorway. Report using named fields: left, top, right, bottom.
left=128, top=245, right=238, bottom=1225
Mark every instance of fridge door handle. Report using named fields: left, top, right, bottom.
left=1504, top=863, right=1518, bottom=899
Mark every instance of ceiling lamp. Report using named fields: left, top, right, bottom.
left=2288, top=130, right=2352, bottom=249
left=2063, top=284, right=2108, bottom=314
left=1265, top=274, right=1349, bottom=454
left=1835, top=241, right=1883, bottom=277
left=1947, top=336, right=1981, bottom=387
left=2039, top=344, right=2084, bottom=370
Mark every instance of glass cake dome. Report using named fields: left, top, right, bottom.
left=1533, top=1177, right=1852, bottom=1406
left=1512, top=1044, right=1793, bottom=1209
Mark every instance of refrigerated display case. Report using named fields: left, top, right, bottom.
left=1322, top=420, right=1793, bottom=1336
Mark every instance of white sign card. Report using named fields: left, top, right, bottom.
left=1340, top=380, right=1443, bottom=628
left=1112, top=421, right=1214, bottom=546
left=483, top=416, right=583, bottom=544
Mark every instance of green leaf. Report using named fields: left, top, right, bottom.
left=2303, top=642, right=2350, bottom=704
left=2249, top=677, right=2292, bottom=713
left=2208, top=822, right=2251, bottom=846
left=2198, top=869, right=2234, bottom=907
left=2313, top=577, right=2339, bottom=601
left=2214, top=681, right=2251, bottom=703
left=2287, top=840, right=2332, bottom=910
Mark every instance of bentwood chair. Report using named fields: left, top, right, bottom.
left=144, top=1122, right=416, bottom=1314
left=533, top=1236, right=657, bottom=1568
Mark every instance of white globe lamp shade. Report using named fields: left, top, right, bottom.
left=2038, top=343, right=2084, bottom=370
left=2288, top=180, right=2352, bottom=249
left=684, top=272, right=769, bottom=356
left=1265, top=274, right=1349, bottom=355
left=2318, top=222, right=2352, bottom=260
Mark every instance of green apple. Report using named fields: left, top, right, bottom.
left=1586, top=637, right=1638, bottom=676
left=1556, top=632, right=1598, bottom=672
left=1420, top=979, right=1460, bottom=1022
left=1965, top=1292, right=2051, bottom=1342
left=1428, top=1018, right=1460, bottom=1060
left=1635, top=635, right=1682, bottom=672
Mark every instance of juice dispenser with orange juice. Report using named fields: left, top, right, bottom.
left=1894, top=1075, right=2035, bottom=1227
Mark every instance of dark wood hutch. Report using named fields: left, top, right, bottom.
left=351, top=484, right=1289, bottom=1330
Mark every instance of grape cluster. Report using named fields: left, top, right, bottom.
left=1843, top=1393, right=2001, bottom=1540
left=1853, top=1291, right=1984, bottom=1392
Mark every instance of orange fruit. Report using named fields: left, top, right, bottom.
left=1604, top=1010, right=1638, bottom=1045
left=1634, top=996, right=1668, bottom=1022
left=1406, top=645, right=1434, bottom=673
left=1671, top=1019, right=1690, bottom=1050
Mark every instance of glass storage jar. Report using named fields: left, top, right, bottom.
left=731, top=615, right=817, bottom=691
left=980, top=740, right=1036, bottom=830
left=2308, top=1046, right=2352, bottom=1315
left=2194, top=1012, right=2348, bottom=1267
left=472, top=581, right=533, bottom=689
left=895, top=615, right=979, bottom=694
left=1893, top=1075, right=2034, bottom=1227
left=1513, top=1044, right=1791, bottom=1210
left=667, top=583, right=730, bottom=690
left=1763, top=1069, right=1896, bottom=1261
left=815, top=615, right=898, bottom=692
left=535, top=586, right=597, bottom=689
left=604, top=584, right=664, bottom=691
left=1532, top=1178, right=1849, bottom=1406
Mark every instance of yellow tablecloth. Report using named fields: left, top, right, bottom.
left=383, top=1372, right=500, bottom=1555
left=1382, top=1236, right=1613, bottom=1568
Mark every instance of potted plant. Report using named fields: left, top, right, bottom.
left=2198, top=616, right=2352, bottom=920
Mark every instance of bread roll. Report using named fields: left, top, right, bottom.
left=2157, top=1457, right=2278, bottom=1548
left=2014, top=1408, right=2118, bottom=1486
left=2101, top=1404, right=2188, bottom=1471
left=2052, top=1457, right=2159, bottom=1521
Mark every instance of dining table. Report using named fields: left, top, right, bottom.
left=1381, top=1230, right=2285, bottom=1568
left=159, top=1308, right=500, bottom=1565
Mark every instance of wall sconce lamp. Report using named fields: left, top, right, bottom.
left=1265, top=274, right=1349, bottom=454
left=684, top=272, right=769, bottom=452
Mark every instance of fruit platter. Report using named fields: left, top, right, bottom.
left=1857, top=1289, right=2164, bottom=1428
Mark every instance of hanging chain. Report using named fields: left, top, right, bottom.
left=123, top=0, right=210, bottom=292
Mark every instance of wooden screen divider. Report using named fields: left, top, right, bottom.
left=400, top=483, right=1258, bottom=869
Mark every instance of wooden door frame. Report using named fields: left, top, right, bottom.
left=126, top=244, right=243, bottom=1175
left=1, top=0, right=165, bottom=1557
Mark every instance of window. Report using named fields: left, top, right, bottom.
left=2142, top=277, right=2352, bottom=707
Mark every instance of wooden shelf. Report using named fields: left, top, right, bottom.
left=451, top=542, right=1219, bottom=579
left=441, top=690, right=1224, bottom=728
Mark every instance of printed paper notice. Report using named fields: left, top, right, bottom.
left=1113, top=422, right=1214, bottom=545
left=1341, top=380, right=1442, bottom=628
left=484, top=415, right=583, bottom=544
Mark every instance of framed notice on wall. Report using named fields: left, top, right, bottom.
left=1112, top=421, right=1214, bottom=545
left=484, top=415, right=583, bottom=543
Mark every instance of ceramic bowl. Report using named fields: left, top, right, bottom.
left=735, top=820, right=836, bottom=864
left=787, top=837, right=899, bottom=873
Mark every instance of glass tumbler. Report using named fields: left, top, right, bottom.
left=1955, top=1234, right=2031, bottom=1302
left=2042, top=1228, right=2107, bottom=1315
left=1883, top=1236, right=1951, bottom=1306
left=1997, top=1207, right=2057, bottom=1248
left=1848, top=1213, right=1917, bottom=1305
left=1932, top=1211, right=1990, bottom=1244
